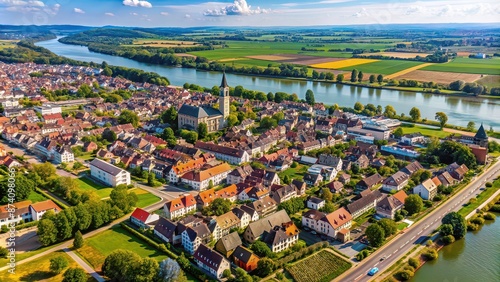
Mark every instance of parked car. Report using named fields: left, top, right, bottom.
left=311, top=231, right=317, bottom=235
left=303, top=227, right=310, bottom=231
left=368, top=267, right=379, bottom=276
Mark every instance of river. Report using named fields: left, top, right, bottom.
left=36, top=38, right=500, bottom=128
left=411, top=214, right=500, bottom=282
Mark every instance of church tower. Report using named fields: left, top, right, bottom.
left=219, top=72, right=230, bottom=126
left=474, top=123, right=488, bottom=148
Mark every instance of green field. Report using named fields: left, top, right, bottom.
left=0, top=40, right=16, bottom=50
left=278, top=164, right=309, bottom=181
left=132, top=188, right=161, bottom=208
left=27, top=191, right=48, bottom=203
left=339, top=60, right=424, bottom=75
left=287, top=250, right=352, bottom=282
left=229, top=58, right=280, bottom=67
left=0, top=251, right=89, bottom=282
left=76, top=225, right=168, bottom=271
left=76, top=177, right=113, bottom=198
left=476, top=75, right=500, bottom=88
left=422, top=57, right=500, bottom=75
left=458, top=179, right=500, bottom=217
left=401, top=124, right=452, bottom=138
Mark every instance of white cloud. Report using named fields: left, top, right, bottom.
left=105, top=12, right=115, bottom=16
left=352, top=7, right=368, bottom=17
left=122, top=0, right=152, bottom=8
left=185, top=14, right=191, bottom=18
left=74, top=8, right=85, bottom=14
left=0, top=0, right=44, bottom=7
left=204, top=0, right=270, bottom=16
left=130, top=12, right=138, bottom=16
left=160, top=11, right=169, bottom=16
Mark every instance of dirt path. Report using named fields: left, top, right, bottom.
left=63, top=247, right=105, bottom=282
left=386, top=63, right=434, bottom=79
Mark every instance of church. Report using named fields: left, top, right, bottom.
left=178, top=73, right=230, bottom=133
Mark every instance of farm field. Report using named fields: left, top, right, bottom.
left=422, top=57, right=500, bottom=75
left=362, top=52, right=431, bottom=59
left=401, top=124, right=451, bottom=138
left=76, top=225, right=168, bottom=271
left=247, top=54, right=344, bottom=65
left=0, top=40, right=16, bottom=50
left=394, top=70, right=483, bottom=84
left=386, top=63, right=433, bottom=79
left=286, top=249, right=352, bottom=282
left=133, top=188, right=161, bottom=207
left=0, top=251, right=88, bottom=282
left=339, top=60, right=424, bottom=75
left=476, top=75, right=500, bottom=88
left=225, top=58, right=280, bottom=67
left=311, top=58, right=379, bottom=69
left=76, top=177, right=113, bottom=198
left=130, top=39, right=201, bottom=47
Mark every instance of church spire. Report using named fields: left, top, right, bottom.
left=220, top=71, right=228, bottom=88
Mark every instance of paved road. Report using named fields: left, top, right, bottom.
left=336, top=160, right=500, bottom=282
left=63, top=247, right=105, bottom=282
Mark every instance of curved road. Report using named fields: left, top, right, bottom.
left=335, top=160, right=500, bottom=282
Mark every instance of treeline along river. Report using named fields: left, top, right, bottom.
left=36, top=37, right=500, bottom=129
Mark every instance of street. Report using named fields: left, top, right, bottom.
left=336, top=160, right=500, bottom=282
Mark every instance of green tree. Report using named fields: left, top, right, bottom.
left=366, top=224, right=385, bottom=247
left=161, top=106, right=178, bottom=127
left=73, top=230, right=84, bottom=249
left=54, top=212, right=72, bottom=241
left=305, top=89, right=315, bottom=105
left=103, top=249, right=141, bottom=281
left=369, top=74, right=376, bottom=83
left=405, top=194, right=424, bottom=215
left=439, top=223, right=453, bottom=236
left=63, top=268, right=87, bottom=282
left=128, top=257, right=159, bottom=282
left=377, top=218, right=397, bottom=237
left=351, top=69, right=359, bottom=82
left=32, top=162, right=57, bottom=183
left=118, top=110, right=139, bottom=127
left=321, top=188, right=333, bottom=202
left=256, top=258, right=275, bottom=277
left=377, top=74, right=384, bottom=84
left=102, top=129, right=117, bottom=142
left=102, top=67, right=113, bottom=77
left=267, top=92, right=274, bottom=102
left=50, top=255, right=69, bottom=274
left=161, top=127, right=177, bottom=147
left=312, top=70, right=319, bottom=79
left=336, top=73, right=344, bottom=82
left=234, top=86, right=244, bottom=97
left=227, top=114, right=238, bottom=127
left=442, top=212, right=467, bottom=239
left=74, top=203, right=92, bottom=231
left=110, top=185, right=138, bottom=213
left=197, top=123, right=208, bottom=139
left=394, top=127, right=404, bottom=138
left=358, top=71, right=364, bottom=82
left=147, top=173, right=157, bottom=187
left=0, top=246, right=8, bottom=258
left=205, top=198, right=232, bottom=216
left=409, top=107, right=421, bottom=122
left=179, top=130, right=198, bottom=144
left=320, top=202, right=336, bottom=213
left=435, top=112, right=448, bottom=129
left=38, top=219, right=58, bottom=246
left=0, top=174, right=35, bottom=203
left=283, top=175, right=291, bottom=184
left=466, top=121, right=476, bottom=132
left=354, top=102, right=364, bottom=112
left=260, top=117, right=277, bottom=129
left=384, top=105, right=397, bottom=118
left=250, top=241, right=273, bottom=258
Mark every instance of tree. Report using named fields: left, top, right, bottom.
left=256, top=258, right=275, bottom=277
left=283, top=175, right=291, bottom=184
left=267, top=92, right=274, bottom=102
left=432, top=140, right=477, bottom=169
left=312, top=70, right=319, bottom=79
left=384, top=105, right=397, bottom=118
left=366, top=224, right=385, bottom=247
left=50, top=255, right=69, bottom=274
left=234, top=85, right=244, bottom=97
left=161, top=127, right=177, bottom=147
left=32, top=162, right=56, bottom=183
left=321, top=188, right=333, bottom=202
left=102, top=129, right=117, bottom=142
left=336, top=73, right=344, bottom=82
left=409, top=107, right=421, bottom=122
left=179, top=130, right=198, bottom=144
left=227, top=114, right=238, bottom=128
left=449, top=80, right=466, bottom=91
left=118, top=110, right=139, bottom=127
left=439, top=223, right=453, bottom=236
left=63, top=268, right=87, bottom=282
left=357, top=71, right=364, bottom=82
left=260, top=117, right=277, bottom=129
left=54, top=212, right=72, bottom=241
left=158, top=258, right=181, bottom=282
left=302, top=89, right=315, bottom=105
left=250, top=241, right=273, bottom=258
left=377, top=218, right=397, bottom=237
left=73, top=230, right=84, bottom=249
left=205, top=198, right=232, bottom=216
left=161, top=106, right=178, bottom=127
left=442, top=212, right=467, bottom=239
left=0, top=247, right=8, bottom=258
left=405, top=194, right=424, bottom=215
left=393, top=127, right=404, bottom=138
left=128, top=257, right=159, bottom=282
left=0, top=174, right=35, bottom=203
left=74, top=203, right=92, bottom=231
left=103, top=249, right=141, bottom=281
left=369, top=74, right=376, bottom=83
left=321, top=202, right=336, bottom=213
left=354, top=102, right=364, bottom=112
left=435, top=112, right=448, bottom=129
left=377, top=74, right=384, bottom=84
left=351, top=69, right=359, bottom=82
left=110, top=185, right=138, bottom=213
left=38, top=219, right=57, bottom=246
left=466, top=121, right=475, bottom=132
left=197, top=123, right=208, bottom=139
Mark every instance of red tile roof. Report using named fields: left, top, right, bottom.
left=130, top=208, right=150, bottom=223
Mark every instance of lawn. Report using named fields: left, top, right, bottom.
left=422, top=57, right=500, bottom=75
left=76, top=177, right=113, bottom=199
left=76, top=225, right=168, bottom=271
left=286, top=249, right=352, bottom=282
left=401, top=124, right=451, bottom=138
left=397, top=222, right=409, bottom=230
left=0, top=251, right=89, bottom=282
left=132, top=188, right=161, bottom=208
left=278, top=164, right=309, bottom=181
left=339, top=60, right=424, bottom=75
left=27, top=190, right=48, bottom=203
left=458, top=179, right=500, bottom=217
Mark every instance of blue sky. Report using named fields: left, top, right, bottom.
left=0, top=0, right=499, bottom=27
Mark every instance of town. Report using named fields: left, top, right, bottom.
left=0, top=60, right=499, bottom=282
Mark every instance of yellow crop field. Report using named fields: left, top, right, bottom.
left=311, top=59, right=379, bottom=69
left=386, top=63, right=433, bottom=79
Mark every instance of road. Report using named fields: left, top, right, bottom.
left=336, top=160, right=500, bottom=282
left=63, top=247, right=105, bottom=282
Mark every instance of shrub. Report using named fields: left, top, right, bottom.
left=403, top=265, right=415, bottom=272
left=470, top=216, right=485, bottom=225
left=291, top=162, right=298, bottom=168
left=441, top=235, right=455, bottom=245
left=223, top=269, right=231, bottom=278
left=423, top=249, right=438, bottom=261
left=426, top=240, right=433, bottom=247
left=433, top=194, right=444, bottom=201
left=483, top=212, right=496, bottom=220
left=467, top=222, right=480, bottom=231
left=50, top=256, right=69, bottom=274
left=397, top=270, right=414, bottom=281
left=485, top=182, right=492, bottom=187
left=408, top=257, right=419, bottom=268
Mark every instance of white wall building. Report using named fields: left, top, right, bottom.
left=89, top=158, right=131, bottom=187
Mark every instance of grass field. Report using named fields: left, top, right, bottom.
left=0, top=251, right=88, bottom=282
left=0, top=40, right=16, bottom=50
left=458, top=179, right=499, bottom=217
left=311, top=58, right=378, bottom=69
left=76, top=177, right=113, bottom=198
left=28, top=190, right=48, bottom=203
left=363, top=52, right=431, bottom=59
left=386, top=63, right=433, bottom=79
left=340, top=60, right=424, bottom=75
left=133, top=188, right=161, bottom=207
left=401, top=124, right=451, bottom=138
left=397, top=222, right=409, bottom=230
left=422, top=57, right=500, bottom=75
left=130, top=39, right=201, bottom=47
left=76, top=225, right=168, bottom=271
left=287, top=250, right=352, bottom=282
left=227, top=58, right=280, bottom=68
left=476, top=75, right=500, bottom=88
left=278, top=164, right=308, bottom=181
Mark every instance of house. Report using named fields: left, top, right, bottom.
left=354, top=154, right=370, bottom=168
left=240, top=206, right=260, bottom=222
left=301, top=209, right=326, bottom=231
left=347, top=190, right=384, bottom=219
left=303, top=173, right=323, bottom=186
left=130, top=208, right=159, bottom=229
left=195, top=141, right=250, bottom=165
left=232, top=246, right=260, bottom=272
left=0, top=200, right=33, bottom=227
left=270, top=185, right=297, bottom=204
left=243, top=210, right=291, bottom=243
left=437, top=171, right=457, bottom=187
left=263, top=221, right=300, bottom=252
left=245, top=196, right=277, bottom=217
left=382, top=171, right=409, bottom=192
left=154, top=217, right=182, bottom=244
left=193, top=244, right=231, bottom=279
left=317, top=208, right=352, bottom=240
left=318, top=154, right=343, bottom=171
left=196, top=189, right=218, bottom=209
left=401, top=161, right=424, bottom=176
left=53, top=145, right=74, bottom=164
left=227, top=165, right=254, bottom=185
left=401, top=133, right=425, bottom=145
left=83, top=141, right=98, bottom=152
left=29, top=200, right=61, bottom=221
left=413, top=178, right=438, bottom=200
left=89, top=158, right=131, bottom=187
left=215, top=232, right=242, bottom=257
left=376, top=195, right=404, bottom=220
left=339, top=173, right=351, bottom=184
left=180, top=163, right=232, bottom=191
left=231, top=207, right=252, bottom=229
left=215, top=184, right=238, bottom=202
left=210, top=211, right=241, bottom=241
left=445, top=163, right=469, bottom=181
left=328, top=181, right=344, bottom=193
left=164, top=194, right=196, bottom=219
left=355, top=173, right=383, bottom=192
left=307, top=196, right=325, bottom=210
left=181, top=222, right=212, bottom=255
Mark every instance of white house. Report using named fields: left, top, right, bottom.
left=180, top=163, right=232, bottom=191
left=89, top=158, right=131, bottom=187
left=307, top=196, right=325, bottom=210
left=163, top=194, right=196, bottom=220
left=52, top=145, right=74, bottom=164
left=317, top=208, right=352, bottom=239
left=29, top=200, right=61, bottom=221
left=0, top=201, right=33, bottom=227
left=413, top=178, right=438, bottom=200
left=382, top=171, right=409, bottom=192
left=34, top=105, right=62, bottom=115
left=130, top=208, right=159, bottom=229
left=194, top=244, right=231, bottom=279
left=302, top=209, right=326, bottom=231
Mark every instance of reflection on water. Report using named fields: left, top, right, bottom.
left=36, top=37, right=500, bottom=128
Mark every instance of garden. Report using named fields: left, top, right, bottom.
left=286, top=249, right=352, bottom=282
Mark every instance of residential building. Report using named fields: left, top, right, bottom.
left=53, top=145, right=74, bottom=164
left=215, top=232, right=242, bottom=257
left=193, top=244, right=231, bottom=279
left=181, top=222, right=212, bottom=255
left=130, top=208, right=159, bottom=229
left=301, top=209, right=326, bottom=231
left=376, top=195, right=405, bottom=219
left=180, top=163, right=232, bottom=191
left=89, top=158, right=131, bottom=187
left=355, top=173, right=383, bottom=192
left=382, top=171, right=409, bottom=192
left=263, top=221, right=300, bottom=252
left=0, top=200, right=32, bottom=227
left=34, top=104, right=62, bottom=115
left=232, top=246, right=260, bottom=272
left=401, top=161, right=424, bottom=176
left=413, top=178, right=438, bottom=200
left=347, top=190, right=384, bottom=218
left=244, top=196, right=277, bottom=217
left=231, top=207, right=252, bottom=229
left=317, top=208, right=352, bottom=240
left=401, top=133, right=425, bottom=145
left=154, top=217, right=182, bottom=244
left=163, top=194, right=196, bottom=219
left=195, top=141, right=250, bottom=165
left=210, top=211, right=241, bottom=241
left=243, top=210, right=291, bottom=243
left=307, top=196, right=325, bottom=210
left=29, top=200, right=61, bottom=221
